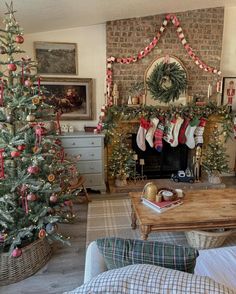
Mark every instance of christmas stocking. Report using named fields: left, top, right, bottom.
left=154, top=122, right=165, bottom=152
left=136, top=117, right=150, bottom=151
left=194, top=117, right=207, bottom=146
left=170, top=116, right=184, bottom=147
left=185, top=117, right=199, bottom=149
left=234, top=116, right=236, bottom=139
left=146, top=117, right=159, bottom=148
left=163, top=118, right=176, bottom=144
left=178, top=118, right=190, bottom=144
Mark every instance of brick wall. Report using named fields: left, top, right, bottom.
left=106, top=8, right=224, bottom=102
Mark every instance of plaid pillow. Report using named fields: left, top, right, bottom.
left=64, top=264, right=235, bottom=294
left=96, top=237, right=199, bottom=273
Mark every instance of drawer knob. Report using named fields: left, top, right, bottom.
left=91, top=142, right=94, bottom=145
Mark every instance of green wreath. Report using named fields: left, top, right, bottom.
left=146, top=61, right=187, bottom=103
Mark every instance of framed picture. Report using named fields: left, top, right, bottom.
left=34, top=42, right=78, bottom=75
left=41, top=77, right=93, bottom=120
left=222, top=77, right=236, bottom=112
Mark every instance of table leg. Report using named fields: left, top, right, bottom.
left=140, top=225, right=151, bottom=240
left=131, top=204, right=137, bottom=229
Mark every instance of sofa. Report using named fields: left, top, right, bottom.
left=65, top=240, right=236, bottom=293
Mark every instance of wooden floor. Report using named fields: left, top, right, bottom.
left=1, top=176, right=236, bottom=294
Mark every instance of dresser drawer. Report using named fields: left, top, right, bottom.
left=61, top=137, right=101, bottom=148
left=64, top=147, right=102, bottom=160
left=77, top=161, right=102, bottom=174
left=83, top=174, right=103, bottom=187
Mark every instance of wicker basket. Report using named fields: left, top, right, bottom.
left=185, top=229, right=232, bottom=250
left=0, top=238, right=52, bottom=286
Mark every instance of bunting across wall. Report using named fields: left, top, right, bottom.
left=96, top=13, right=222, bottom=133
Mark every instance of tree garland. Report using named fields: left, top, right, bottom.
left=146, top=61, right=187, bottom=103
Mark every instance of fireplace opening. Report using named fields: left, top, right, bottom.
left=131, top=134, right=189, bottom=179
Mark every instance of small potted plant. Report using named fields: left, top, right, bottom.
left=129, top=81, right=145, bottom=105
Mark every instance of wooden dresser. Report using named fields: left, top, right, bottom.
left=59, top=132, right=106, bottom=192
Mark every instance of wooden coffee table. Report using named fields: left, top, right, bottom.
left=129, top=189, right=236, bottom=240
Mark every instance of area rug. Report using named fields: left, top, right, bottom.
left=86, top=198, right=236, bottom=247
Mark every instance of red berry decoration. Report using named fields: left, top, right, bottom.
left=27, top=166, right=40, bottom=174
left=17, top=145, right=26, bottom=151
left=38, top=229, right=46, bottom=239
left=12, top=247, right=22, bottom=258
left=26, top=193, right=37, bottom=201
left=11, top=151, right=21, bottom=157
left=50, top=194, right=58, bottom=203
left=15, top=35, right=24, bottom=44
left=7, top=63, right=17, bottom=71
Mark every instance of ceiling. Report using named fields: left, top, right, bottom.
left=0, top=0, right=236, bottom=34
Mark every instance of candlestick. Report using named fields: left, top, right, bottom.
left=207, top=84, right=212, bottom=99
left=139, top=159, right=145, bottom=165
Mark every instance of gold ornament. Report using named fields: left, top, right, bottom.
left=142, top=182, right=158, bottom=201
left=32, top=96, right=41, bottom=105
left=48, top=174, right=55, bottom=182
left=26, top=113, right=35, bottom=122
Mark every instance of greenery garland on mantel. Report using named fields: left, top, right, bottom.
left=102, top=103, right=234, bottom=142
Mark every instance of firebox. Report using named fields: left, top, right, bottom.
left=132, top=134, right=189, bottom=179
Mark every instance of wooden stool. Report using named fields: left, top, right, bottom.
left=68, top=176, right=91, bottom=203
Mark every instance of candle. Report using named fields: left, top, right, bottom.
left=207, top=84, right=211, bottom=98
left=133, top=154, right=138, bottom=161
left=139, top=159, right=145, bottom=165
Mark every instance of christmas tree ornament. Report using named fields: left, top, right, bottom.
left=32, top=96, right=41, bottom=105
left=27, top=165, right=39, bottom=174
left=6, top=114, right=13, bottom=123
left=47, top=174, right=55, bottom=182
left=64, top=200, right=73, bottom=207
left=26, top=192, right=37, bottom=201
left=24, top=78, right=32, bottom=87
left=17, top=144, right=26, bottom=151
left=12, top=247, right=22, bottom=258
left=46, top=223, right=57, bottom=234
left=38, top=229, right=46, bottom=239
left=7, top=63, right=17, bottom=71
left=0, top=46, right=6, bottom=54
left=50, top=194, right=58, bottom=203
left=11, top=150, right=21, bottom=157
left=26, top=113, right=35, bottom=122
left=15, top=35, right=24, bottom=44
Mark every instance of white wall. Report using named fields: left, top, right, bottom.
left=221, top=7, right=236, bottom=171
left=23, top=24, right=106, bottom=131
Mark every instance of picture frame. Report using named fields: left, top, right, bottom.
left=41, top=77, right=93, bottom=120
left=34, top=42, right=78, bottom=75
left=222, top=77, right=236, bottom=112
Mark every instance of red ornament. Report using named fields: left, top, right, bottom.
left=64, top=200, right=73, bottom=207
left=12, top=247, right=22, bottom=258
left=7, top=63, right=17, bottom=71
left=15, top=35, right=24, bottom=44
left=50, top=194, right=58, bottom=203
left=26, top=193, right=37, bottom=201
left=17, top=145, right=26, bottom=151
left=27, top=166, right=40, bottom=174
left=24, top=79, right=32, bottom=87
left=38, top=229, right=46, bottom=239
left=11, top=151, right=21, bottom=157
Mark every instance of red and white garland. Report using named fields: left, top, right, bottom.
left=96, top=13, right=222, bottom=132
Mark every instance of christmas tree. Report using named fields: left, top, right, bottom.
left=0, top=2, right=77, bottom=256
left=202, top=124, right=229, bottom=177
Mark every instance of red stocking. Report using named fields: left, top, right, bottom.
left=154, top=123, right=164, bottom=152
left=178, top=118, right=190, bottom=144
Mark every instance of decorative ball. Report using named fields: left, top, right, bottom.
left=24, top=79, right=32, bottom=87
left=32, top=96, right=41, bottom=105
left=11, top=151, right=21, bottom=158
left=26, top=114, right=35, bottom=122
left=26, top=192, right=37, bottom=201
left=17, top=145, right=26, bottom=151
left=64, top=200, right=73, bottom=207
left=12, top=247, right=22, bottom=258
left=46, top=223, right=57, bottom=234
left=50, top=194, right=58, bottom=203
left=7, top=63, right=17, bottom=71
left=47, top=174, right=55, bottom=182
left=38, top=229, right=46, bottom=239
left=0, top=46, right=6, bottom=54
left=6, top=114, right=13, bottom=123
left=15, top=35, right=24, bottom=44
left=27, top=165, right=40, bottom=174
